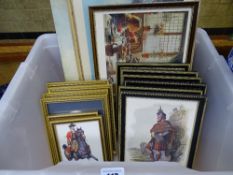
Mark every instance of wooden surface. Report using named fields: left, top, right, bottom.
left=0, top=39, right=34, bottom=62
left=210, top=35, right=233, bottom=58
left=0, top=39, right=34, bottom=85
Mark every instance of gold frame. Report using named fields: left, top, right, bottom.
left=47, top=112, right=107, bottom=164
left=41, top=94, right=113, bottom=160
left=44, top=87, right=117, bottom=153
left=67, top=0, right=84, bottom=80
left=48, top=84, right=111, bottom=93
left=47, top=80, right=108, bottom=88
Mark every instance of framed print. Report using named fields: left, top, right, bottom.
left=44, top=87, right=117, bottom=153
left=47, top=86, right=110, bottom=95
left=120, top=74, right=201, bottom=86
left=118, top=90, right=207, bottom=168
left=47, top=80, right=109, bottom=88
left=89, top=2, right=199, bottom=83
left=118, top=69, right=198, bottom=86
left=116, top=63, right=190, bottom=84
left=47, top=112, right=107, bottom=164
left=121, top=69, right=198, bottom=77
left=116, top=67, right=186, bottom=84
left=116, top=85, right=203, bottom=142
left=50, top=0, right=84, bottom=81
left=41, top=95, right=109, bottom=117
left=41, top=94, right=113, bottom=160
left=119, top=85, right=203, bottom=96
left=125, top=80, right=207, bottom=95
left=47, top=84, right=113, bottom=94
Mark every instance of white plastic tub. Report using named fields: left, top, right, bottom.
left=0, top=29, right=233, bottom=173
left=0, top=34, right=64, bottom=170
left=192, top=29, right=233, bottom=171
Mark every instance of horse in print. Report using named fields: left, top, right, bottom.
left=62, top=126, right=98, bottom=161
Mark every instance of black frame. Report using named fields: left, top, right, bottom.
left=118, top=90, right=207, bottom=168
left=124, top=80, right=207, bottom=95
left=121, top=74, right=202, bottom=86
left=89, top=1, right=199, bottom=80
left=116, top=63, right=190, bottom=86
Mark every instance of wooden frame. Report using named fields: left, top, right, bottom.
left=89, top=2, right=199, bottom=83
left=118, top=90, right=207, bottom=168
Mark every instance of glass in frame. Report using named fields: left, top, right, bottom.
left=47, top=112, right=108, bottom=164
left=89, top=2, right=199, bottom=83
left=41, top=94, right=113, bottom=160
left=118, top=90, right=207, bottom=168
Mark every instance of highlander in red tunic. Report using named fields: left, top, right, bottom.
left=146, top=118, right=176, bottom=161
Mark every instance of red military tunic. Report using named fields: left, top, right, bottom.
left=146, top=119, right=176, bottom=159
left=150, top=120, right=175, bottom=151
left=66, top=131, right=78, bottom=153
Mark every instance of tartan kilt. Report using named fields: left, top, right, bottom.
left=146, top=141, right=167, bottom=151
left=154, top=143, right=167, bottom=151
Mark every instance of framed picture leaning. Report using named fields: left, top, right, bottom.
left=89, top=1, right=199, bottom=83
left=118, top=90, right=207, bottom=168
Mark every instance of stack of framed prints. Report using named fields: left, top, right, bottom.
left=40, top=80, right=116, bottom=164
left=46, top=0, right=206, bottom=168
left=117, top=63, right=207, bottom=168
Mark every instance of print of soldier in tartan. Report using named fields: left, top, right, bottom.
left=146, top=107, right=176, bottom=161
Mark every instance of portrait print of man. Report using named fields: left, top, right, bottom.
left=62, top=123, right=98, bottom=161
left=146, top=107, right=176, bottom=161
